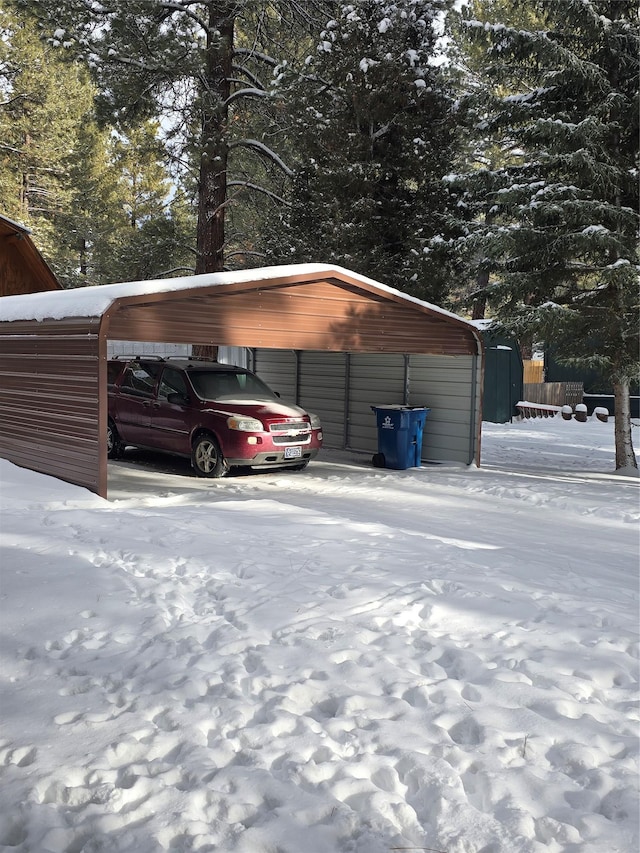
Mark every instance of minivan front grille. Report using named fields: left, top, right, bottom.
left=269, top=420, right=311, bottom=445
left=272, top=433, right=311, bottom=446
left=269, top=420, right=308, bottom=432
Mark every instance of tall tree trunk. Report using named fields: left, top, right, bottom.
left=471, top=268, right=488, bottom=320
left=613, top=379, right=638, bottom=473
left=195, top=4, right=234, bottom=276
left=193, top=5, right=234, bottom=361
left=79, top=236, right=87, bottom=278
left=471, top=208, right=494, bottom=320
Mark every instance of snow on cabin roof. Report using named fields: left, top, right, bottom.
left=0, top=213, right=32, bottom=234
left=0, top=263, right=477, bottom=331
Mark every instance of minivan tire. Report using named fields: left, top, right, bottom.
left=107, top=418, right=124, bottom=459
left=192, top=434, right=227, bottom=478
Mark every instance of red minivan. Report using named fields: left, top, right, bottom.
left=107, top=357, right=323, bottom=477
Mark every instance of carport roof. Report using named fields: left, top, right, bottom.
left=0, top=263, right=475, bottom=330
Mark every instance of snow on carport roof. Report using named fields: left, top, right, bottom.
left=0, top=262, right=476, bottom=329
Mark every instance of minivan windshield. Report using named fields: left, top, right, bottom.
left=189, top=370, right=279, bottom=402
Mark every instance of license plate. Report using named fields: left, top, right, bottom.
left=284, top=446, right=302, bottom=459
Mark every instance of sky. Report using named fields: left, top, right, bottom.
left=0, top=415, right=638, bottom=853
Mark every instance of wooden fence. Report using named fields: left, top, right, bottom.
left=522, top=382, right=584, bottom=408
left=523, top=360, right=544, bottom=383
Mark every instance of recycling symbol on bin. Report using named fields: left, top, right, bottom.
left=382, top=416, right=394, bottom=429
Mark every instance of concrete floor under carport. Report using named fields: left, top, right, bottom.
left=106, top=447, right=381, bottom=501
left=106, top=446, right=460, bottom=502
left=106, top=450, right=352, bottom=501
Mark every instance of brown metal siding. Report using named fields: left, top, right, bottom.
left=254, top=349, right=483, bottom=466
left=0, top=222, right=61, bottom=294
left=106, top=280, right=476, bottom=356
left=0, top=318, right=104, bottom=495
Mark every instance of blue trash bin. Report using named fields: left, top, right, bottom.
left=371, top=405, right=430, bottom=469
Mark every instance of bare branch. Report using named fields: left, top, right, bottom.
left=102, top=51, right=164, bottom=73
left=230, top=66, right=266, bottom=89
left=227, top=180, right=290, bottom=206
left=225, top=249, right=266, bottom=259
left=0, top=93, right=32, bottom=108
left=0, top=143, right=25, bottom=155
left=233, top=46, right=279, bottom=67
left=156, top=265, right=196, bottom=276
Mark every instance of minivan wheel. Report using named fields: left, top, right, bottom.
left=192, top=434, right=227, bottom=478
left=107, top=418, right=124, bottom=459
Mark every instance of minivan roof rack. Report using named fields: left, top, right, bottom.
left=110, top=354, right=165, bottom=361
left=165, top=355, right=220, bottom=362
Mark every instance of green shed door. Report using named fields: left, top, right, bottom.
left=484, top=346, right=515, bottom=423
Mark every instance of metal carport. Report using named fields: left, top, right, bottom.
left=0, top=264, right=484, bottom=498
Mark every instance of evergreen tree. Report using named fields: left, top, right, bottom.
left=0, top=5, right=96, bottom=279
left=262, top=0, right=463, bottom=303
left=103, top=121, right=197, bottom=284
left=453, top=0, right=639, bottom=472
left=57, top=120, right=129, bottom=287
left=445, top=0, right=545, bottom=321
left=112, top=122, right=171, bottom=232
left=0, top=5, right=192, bottom=287
left=19, top=0, right=332, bottom=273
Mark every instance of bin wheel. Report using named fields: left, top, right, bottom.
left=372, top=452, right=385, bottom=468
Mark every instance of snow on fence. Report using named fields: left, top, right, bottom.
left=522, top=381, right=583, bottom=409
left=516, top=401, right=561, bottom=418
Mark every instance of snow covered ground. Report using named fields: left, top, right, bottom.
left=1, top=416, right=638, bottom=853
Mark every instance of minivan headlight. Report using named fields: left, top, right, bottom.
left=309, top=413, right=322, bottom=429
left=227, top=416, right=263, bottom=432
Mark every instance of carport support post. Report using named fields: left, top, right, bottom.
left=469, top=352, right=479, bottom=465
left=294, top=350, right=301, bottom=404
left=98, top=328, right=109, bottom=498
left=343, top=353, right=351, bottom=448
left=403, top=354, right=410, bottom=406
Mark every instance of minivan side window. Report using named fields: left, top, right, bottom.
left=107, top=362, right=122, bottom=387
left=158, top=368, right=189, bottom=401
left=120, top=363, right=158, bottom=397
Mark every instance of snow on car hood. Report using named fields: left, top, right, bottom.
left=202, top=399, right=308, bottom=419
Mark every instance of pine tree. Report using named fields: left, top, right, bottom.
left=103, top=120, right=196, bottom=284
left=0, top=5, right=191, bottom=286
left=260, top=0, right=463, bottom=303
left=445, top=0, right=546, bottom=321
left=0, top=5, right=95, bottom=277
left=19, top=0, right=332, bottom=273
left=453, top=0, right=639, bottom=472
left=55, top=121, right=128, bottom=287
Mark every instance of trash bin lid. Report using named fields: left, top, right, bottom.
left=371, top=404, right=430, bottom=412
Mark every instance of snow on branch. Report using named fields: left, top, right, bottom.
left=101, top=51, right=164, bottom=73
left=224, top=88, right=269, bottom=108
left=228, top=139, right=294, bottom=177
left=227, top=181, right=290, bottom=206
left=233, top=47, right=279, bottom=67
left=156, top=1, right=208, bottom=31
left=372, top=123, right=391, bottom=141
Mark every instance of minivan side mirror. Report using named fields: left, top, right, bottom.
left=167, top=393, right=187, bottom=405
